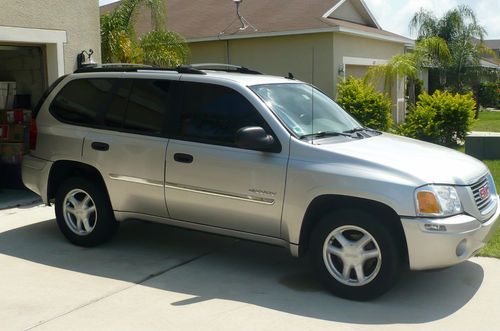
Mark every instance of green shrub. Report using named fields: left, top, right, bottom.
left=337, top=77, right=393, bottom=131
left=478, top=82, right=500, bottom=108
left=398, top=90, right=476, bottom=146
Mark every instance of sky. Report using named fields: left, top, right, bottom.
left=99, top=0, right=500, bottom=39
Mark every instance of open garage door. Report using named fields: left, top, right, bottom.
left=0, top=44, right=46, bottom=195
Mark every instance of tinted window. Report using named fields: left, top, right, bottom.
left=103, top=80, right=131, bottom=129
left=178, top=82, right=265, bottom=145
left=51, top=79, right=114, bottom=126
left=124, top=80, right=171, bottom=135
left=34, top=74, right=67, bottom=118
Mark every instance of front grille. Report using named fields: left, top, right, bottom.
left=471, top=176, right=494, bottom=214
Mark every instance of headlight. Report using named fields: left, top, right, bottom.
left=415, top=185, right=463, bottom=217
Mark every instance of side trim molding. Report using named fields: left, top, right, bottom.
left=165, top=182, right=275, bottom=205
left=109, top=174, right=164, bottom=187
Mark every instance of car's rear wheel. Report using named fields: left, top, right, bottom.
left=55, top=177, right=118, bottom=246
left=310, top=209, right=401, bottom=300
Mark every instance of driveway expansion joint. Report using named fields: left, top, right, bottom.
left=23, top=249, right=219, bottom=330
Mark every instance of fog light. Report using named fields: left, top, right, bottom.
left=456, top=239, right=467, bottom=257
left=424, top=224, right=447, bottom=232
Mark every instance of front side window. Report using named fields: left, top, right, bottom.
left=250, top=83, right=361, bottom=138
left=176, top=82, right=266, bottom=146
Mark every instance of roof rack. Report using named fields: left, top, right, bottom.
left=73, top=63, right=262, bottom=75
left=74, top=63, right=206, bottom=75
left=189, top=63, right=262, bottom=74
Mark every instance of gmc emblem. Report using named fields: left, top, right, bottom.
left=479, top=185, right=490, bottom=200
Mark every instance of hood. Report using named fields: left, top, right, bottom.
left=314, top=133, right=488, bottom=186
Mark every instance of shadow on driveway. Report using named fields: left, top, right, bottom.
left=0, top=218, right=484, bottom=325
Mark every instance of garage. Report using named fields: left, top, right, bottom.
left=0, top=25, right=69, bottom=208
left=0, top=44, right=47, bottom=205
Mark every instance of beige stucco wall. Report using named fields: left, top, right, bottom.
left=189, top=33, right=335, bottom=97
left=0, top=0, right=101, bottom=74
left=189, top=31, right=408, bottom=121
left=332, top=32, right=406, bottom=97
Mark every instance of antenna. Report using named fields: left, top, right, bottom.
left=311, top=47, right=315, bottom=145
left=233, top=0, right=257, bottom=31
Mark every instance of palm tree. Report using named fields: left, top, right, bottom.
left=100, top=0, right=189, bottom=66
left=365, top=37, right=451, bottom=105
left=409, top=5, right=493, bottom=91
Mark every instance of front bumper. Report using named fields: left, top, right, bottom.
left=401, top=198, right=500, bottom=270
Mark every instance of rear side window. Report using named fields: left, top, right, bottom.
left=49, top=78, right=171, bottom=136
left=123, top=80, right=171, bottom=135
left=50, top=79, right=115, bottom=126
left=33, top=74, right=68, bottom=118
left=177, top=82, right=266, bottom=146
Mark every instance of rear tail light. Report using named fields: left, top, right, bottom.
left=29, top=117, right=37, bottom=150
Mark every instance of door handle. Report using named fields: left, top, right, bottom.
left=174, top=153, right=193, bottom=163
left=91, top=142, right=109, bottom=151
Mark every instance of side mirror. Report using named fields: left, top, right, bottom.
left=235, top=126, right=275, bottom=151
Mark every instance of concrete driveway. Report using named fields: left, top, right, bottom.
left=1, top=204, right=499, bottom=331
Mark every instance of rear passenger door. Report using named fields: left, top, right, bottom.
left=52, top=76, right=173, bottom=217
left=164, top=81, right=288, bottom=237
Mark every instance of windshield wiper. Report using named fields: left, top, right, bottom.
left=343, top=127, right=381, bottom=134
left=299, top=131, right=356, bottom=140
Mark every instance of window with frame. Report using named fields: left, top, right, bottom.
left=50, top=79, right=115, bottom=126
left=177, top=82, right=266, bottom=146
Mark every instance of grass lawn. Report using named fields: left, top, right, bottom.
left=477, top=158, right=500, bottom=258
left=471, top=111, right=500, bottom=132
left=456, top=112, right=500, bottom=257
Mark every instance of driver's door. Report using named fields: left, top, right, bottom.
left=164, top=81, right=288, bottom=237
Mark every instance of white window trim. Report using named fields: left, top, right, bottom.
left=0, top=26, right=67, bottom=84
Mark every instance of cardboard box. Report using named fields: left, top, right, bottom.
left=0, top=109, right=31, bottom=124
left=0, top=142, right=24, bottom=164
left=0, top=95, right=6, bottom=110
left=0, top=124, right=8, bottom=139
left=0, top=124, right=26, bottom=142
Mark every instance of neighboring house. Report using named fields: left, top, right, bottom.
left=484, top=39, right=500, bottom=60
left=100, top=0, right=414, bottom=123
left=0, top=0, right=101, bottom=106
left=481, top=40, right=500, bottom=78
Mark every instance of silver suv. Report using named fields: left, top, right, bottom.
left=22, top=64, right=499, bottom=300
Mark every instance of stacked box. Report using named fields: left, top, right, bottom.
left=0, top=142, right=23, bottom=164
left=0, top=82, right=8, bottom=110
left=6, top=82, right=16, bottom=109
left=0, top=107, right=31, bottom=165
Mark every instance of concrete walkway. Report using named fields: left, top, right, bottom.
left=1, top=205, right=499, bottom=331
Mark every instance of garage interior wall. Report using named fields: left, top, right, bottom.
left=0, top=45, right=45, bottom=108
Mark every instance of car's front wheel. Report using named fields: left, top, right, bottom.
left=55, top=177, right=118, bottom=247
left=310, top=209, right=402, bottom=300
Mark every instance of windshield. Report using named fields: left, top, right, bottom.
left=250, top=83, right=361, bottom=138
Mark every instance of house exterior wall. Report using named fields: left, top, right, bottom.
left=332, top=32, right=405, bottom=96
left=0, top=0, right=101, bottom=74
left=188, top=31, right=408, bottom=121
left=189, top=33, right=335, bottom=97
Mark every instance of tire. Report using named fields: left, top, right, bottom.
left=55, top=177, right=118, bottom=247
left=309, top=209, right=401, bottom=300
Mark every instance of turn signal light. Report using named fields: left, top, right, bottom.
left=417, top=191, right=441, bottom=214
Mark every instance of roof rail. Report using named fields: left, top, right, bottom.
left=74, top=63, right=206, bottom=75
left=188, top=63, right=263, bottom=74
